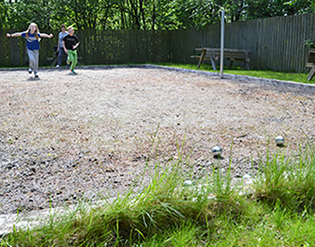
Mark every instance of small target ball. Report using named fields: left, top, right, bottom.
left=212, top=146, right=222, bottom=157
left=275, top=136, right=284, bottom=146
left=183, top=180, right=193, bottom=187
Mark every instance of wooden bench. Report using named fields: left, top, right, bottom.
left=306, top=49, right=315, bottom=81
left=191, top=48, right=252, bottom=70
left=47, top=50, right=82, bottom=66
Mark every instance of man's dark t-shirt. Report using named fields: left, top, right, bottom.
left=63, top=34, right=80, bottom=50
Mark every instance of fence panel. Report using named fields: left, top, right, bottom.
left=0, top=30, right=10, bottom=66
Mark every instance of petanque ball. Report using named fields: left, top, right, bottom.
left=212, top=146, right=222, bottom=157
left=275, top=136, right=285, bottom=146
left=183, top=180, right=193, bottom=187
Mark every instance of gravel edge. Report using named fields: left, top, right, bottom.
left=1, top=64, right=315, bottom=93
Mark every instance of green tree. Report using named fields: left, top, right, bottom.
left=285, top=0, right=315, bottom=14
left=2, top=0, right=315, bottom=30
left=245, top=0, right=315, bottom=19
left=5, top=0, right=54, bottom=30
left=0, top=2, right=8, bottom=28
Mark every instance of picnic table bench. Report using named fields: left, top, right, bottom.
left=47, top=46, right=82, bottom=66
left=191, top=48, right=252, bottom=70
left=306, top=49, right=315, bottom=81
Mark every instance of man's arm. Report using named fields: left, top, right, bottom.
left=57, top=33, right=60, bottom=51
left=73, top=42, right=80, bottom=50
left=62, top=41, right=68, bottom=54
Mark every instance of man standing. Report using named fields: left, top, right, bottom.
left=56, top=24, right=68, bottom=68
left=62, top=26, right=80, bottom=75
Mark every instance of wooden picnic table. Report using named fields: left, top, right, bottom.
left=306, top=48, right=315, bottom=81
left=47, top=46, right=82, bottom=66
left=191, top=48, right=252, bottom=70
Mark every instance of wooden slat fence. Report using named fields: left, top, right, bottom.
left=1, top=13, right=315, bottom=73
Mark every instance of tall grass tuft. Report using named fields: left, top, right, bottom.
left=252, top=145, right=315, bottom=212
left=1, top=160, right=245, bottom=246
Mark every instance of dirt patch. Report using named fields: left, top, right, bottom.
left=0, top=67, right=314, bottom=215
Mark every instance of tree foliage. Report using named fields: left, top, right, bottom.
left=2, top=0, right=315, bottom=30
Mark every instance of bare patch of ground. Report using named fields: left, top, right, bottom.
left=0, top=67, right=314, bottom=214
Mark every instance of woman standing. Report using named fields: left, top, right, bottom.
left=6, top=23, right=53, bottom=78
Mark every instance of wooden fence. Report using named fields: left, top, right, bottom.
left=1, top=13, right=315, bottom=73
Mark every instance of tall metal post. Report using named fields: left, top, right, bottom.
left=220, top=10, right=225, bottom=79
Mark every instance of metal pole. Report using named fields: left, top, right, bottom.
left=220, top=10, right=225, bottom=79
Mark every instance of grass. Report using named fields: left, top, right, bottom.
left=2, top=63, right=314, bottom=84
left=1, top=145, right=315, bottom=246
left=154, top=63, right=314, bottom=84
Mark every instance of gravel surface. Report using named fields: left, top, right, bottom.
left=1, top=67, right=315, bottom=215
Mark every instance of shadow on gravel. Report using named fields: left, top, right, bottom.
left=26, top=77, right=40, bottom=81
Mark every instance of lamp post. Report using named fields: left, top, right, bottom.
left=220, top=10, right=225, bottom=79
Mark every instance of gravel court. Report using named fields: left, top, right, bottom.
left=0, top=67, right=315, bottom=215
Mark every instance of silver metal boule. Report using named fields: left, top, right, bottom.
left=212, top=146, right=222, bottom=157
left=275, top=136, right=285, bottom=146
left=242, top=174, right=252, bottom=179
left=183, top=180, right=193, bottom=187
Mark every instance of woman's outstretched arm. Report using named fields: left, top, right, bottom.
left=40, top=33, right=54, bottom=38
left=6, top=32, right=23, bottom=37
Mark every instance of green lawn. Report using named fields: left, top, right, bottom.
left=2, top=63, right=314, bottom=85
left=156, top=63, right=315, bottom=84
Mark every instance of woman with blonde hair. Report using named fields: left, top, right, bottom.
left=6, top=23, right=53, bottom=78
